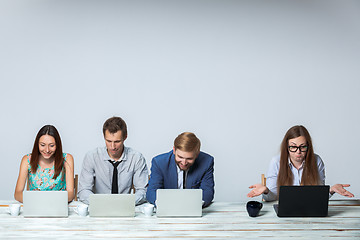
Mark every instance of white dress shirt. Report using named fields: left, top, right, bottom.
left=176, top=165, right=188, bottom=189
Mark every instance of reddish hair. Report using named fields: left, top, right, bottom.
left=30, top=125, right=64, bottom=179
left=174, top=132, right=201, bottom=153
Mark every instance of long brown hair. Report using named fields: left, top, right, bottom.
left=30, top=125, right=64, bottom=179
left=277, top=125, right=320, bottom=192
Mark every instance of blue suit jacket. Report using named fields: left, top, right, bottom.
left=146, top=150, right=215, bottom=207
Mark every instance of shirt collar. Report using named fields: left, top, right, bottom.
left=176, top=164, right=181, bottom=174
left=176, top=164, right=188, bottom=174
left=288, top=157, right=305, bottom=170
left=102, top=146, right=128, bottom=162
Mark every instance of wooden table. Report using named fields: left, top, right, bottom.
left=0, top=200, right=359, bottom=239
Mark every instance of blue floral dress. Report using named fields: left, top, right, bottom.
left=27, top=153, right=67, bottom=191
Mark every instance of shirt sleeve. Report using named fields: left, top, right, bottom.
left=316, top=154, right=333, bottom=198
left=262, top=156, right=280, bottom=202
left=77, top=152, right=95, bottom=205
left=316, top=154, right=326, bottom=185
left=133, top=154, right=149, bottom=205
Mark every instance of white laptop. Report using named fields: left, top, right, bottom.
left=23, top=191, right=68, bottom=218
left=156, top=189, right=203, bottom=217
left=89, top=194, right=135, bottom=217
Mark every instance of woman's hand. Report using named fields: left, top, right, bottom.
left=330, top=184, right=354, bottom=197
left=247, top=184, right=269, bottom=198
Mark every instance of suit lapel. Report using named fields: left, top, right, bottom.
left=186, top=155, right=200, bottom=189
left=186, top=167, right=195, bottom=189
left=169, top=152, right=178, bottom=189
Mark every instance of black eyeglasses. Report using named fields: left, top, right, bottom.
left=288, top=145, right=308, bottom=152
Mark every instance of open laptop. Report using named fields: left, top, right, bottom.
left=156, top=189, right=202, bottom=217
left=23, top=191, right=68, bottom=217
left=274, top=185, right=329, bottom=217
left=89, top=194, right=135, bottom=217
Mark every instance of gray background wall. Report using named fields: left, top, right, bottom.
left=0, top=0, right=359, bottom=202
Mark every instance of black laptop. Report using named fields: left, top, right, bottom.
left=274, top=185, right=329, bottom=217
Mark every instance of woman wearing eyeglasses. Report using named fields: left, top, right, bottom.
left=247, top=125, right=354, bottom=201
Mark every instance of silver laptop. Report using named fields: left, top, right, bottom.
left=23, top=191, right=68, bottom=218
left=156, top=189, right=202, bottom=217
left=89, top=194, right=135, bottom=217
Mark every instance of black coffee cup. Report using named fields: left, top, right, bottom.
left=246, top=201, right=263, bottom=217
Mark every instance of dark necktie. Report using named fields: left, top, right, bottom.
left=183, top=171, right=186, bottom=189
left=108, top=160, right=121, bottom=194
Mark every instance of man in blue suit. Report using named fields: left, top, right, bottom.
left=146, top=132, right=214, bottom=207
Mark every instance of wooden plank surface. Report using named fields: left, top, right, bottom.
left=0, top=200, right=359, bottom=239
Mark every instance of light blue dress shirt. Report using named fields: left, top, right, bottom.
left=262, top=154, right=325, bottom=201
left=78, top=146, right=149, bottom=205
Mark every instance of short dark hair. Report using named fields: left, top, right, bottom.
left=103, top=116, right=127, bottom=137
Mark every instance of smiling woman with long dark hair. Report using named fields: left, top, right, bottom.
left=14, top=125, right=74, bottom=202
